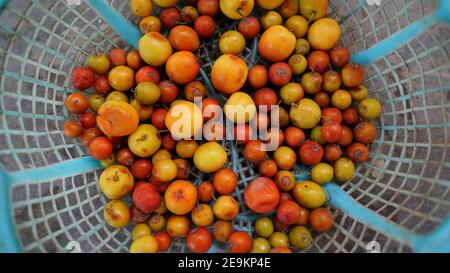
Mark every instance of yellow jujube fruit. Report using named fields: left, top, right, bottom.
left=99, top=165, right=134, bottom=199
left=128, top=124, right=162, bottom=157
left=193, top=142, right=227, bottom=173
left=165, top=100, right=203, bottom=140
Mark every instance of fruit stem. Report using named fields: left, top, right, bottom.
left=113, top=171, right=119, bottom=182
left=308, top=11, right=317, bottom=24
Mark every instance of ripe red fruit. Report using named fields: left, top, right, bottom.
left=116, top=147, right=136, bottom=166
left=194, top=15, right=216, bottom=39
left=244, top=177, right=280, bottom=214
left=88, top=136, right=113, bottom=160
left=308, top=50, right=330, bottom=73
left=354, top=121, right=377, bottom=144
left=136, top=66, right=161, bottom=84
left=324, top=144, right=342, bottom=162
left=309, top=207, right=334, bottom=233
left=227, top=231, right=252, bottom=253
left=63, top=120, right=83, bottom=139
left=151, top=108, right=168, bottom=130
left=321, top=121, right=342, bottom=143
left=276, top=200, right=301, bottom=225
left=253, top=88, right=278, bottom=110
left=338, top=126, right=354, bottom=146
left=342, top=63, right=365, bottom=88
left=94, top=75, right=111, bottom=95
left=159, top=80, right=179, bottom=104
left=79, top=112, right=96, bottom=129
left=299, top=141, right=324, bottom=165
left=109, top=48, right=127, bottom=66
left=131, top=159, right=153, bottom=180
left=347, top=142, right=370, bottom=163
left=233, top=124, right=253, bottom=144
left=71, top=67, right=94, bottom=91
left=161, top=133, right=176, bottom=151
left=243, top=140, right=267, bottom=164
left=160, top=7, right=181, bottom=30
left=187, top=227, right=213, bottom=253
left=269, top=62, right=292, bottom=86
left=197, top=181, right=215, bottom=202
left=342, top=107, right=360, bottom=126
left=284, top=127, right=305, bottom=148
left=321, top=108, right=343, bottom=124
left=197, top=0, right=219, bottom=17
left=330, top=47, right=350, bottom=68
left=238, top=16, right=260, bottom=39
left=132, top=183, right=161, bottom=214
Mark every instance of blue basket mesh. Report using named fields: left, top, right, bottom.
left=0, top=0, right=449, bottom=253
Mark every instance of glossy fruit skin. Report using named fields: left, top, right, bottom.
left=288, top=54, right=308, bottom=75
left=270, top=247, right=292, bottom=253
left=133, top=183, right=161, bottom=214
left=349, top=85, right=369, bottom=102
left=243, top=140, right=267, bottom=164
left=213, top=168, right=238, bottom=195
left=63, top=120, right=83, bottom=139
left=109, top=48, right=127, bottom=66
left=259, top=159, right=278, bottom=178
left=152, top=159, right=177, bottom=182
left=213, top=195, right=239, bottom=220
left=187, top=228, right=213, bottom=253
left=126, top=50, right=143, bottom=70
left=136, top=82, right=161, bottom=105
left=311, top=163, right=334, bottom=184
left=277, top=200, right=301, bottom=225
left=173, top=158, right=191, bottom=180
left=180, top=5, right=199, bottom=24
left=224, top=92, right=256, bottom=124
left=238, top=16, right=260, bottom=39
left=310, top=207, right=334, bottom=233
left=89, top=136, right=113, bottom=160
left=347, top=142, right=370, bottom=163
left=197, top=181, right=215, bottom=203
left=321, top=121, right=342, bottom=143
left=334, top=157, right=355, bottom=182
left=130, top=0, right=153, bottom=17
left=310, top=125, right=325, bottom=145
left=99, top=165, right=134, bottom=199
left=290, top=98, right=322, bottom=129
left=354, top=121, right=377, bottom=144
left=158, top=80, right=179, bottom=104
left=292, top=180, right=326, bottom=209
left=331, top=89, right=352, bottom=110
left=342, top=63, right=365, bottom=88
left=213, top=220, right=233, bottom=243
left=330, top=47, right=350, bottom=68
left=301, top=72, right=323, bottom=95
left=269, top=232, right=288, bottom=248
left=256, top=0, right=284, bottom=10
left=308, top=50, right=330, bottom=73
left=139, top=32, right=173, bottom=66
left=194, top=15, right=216, bottom=38
left=166, top=100, right=203, bottom=139
left=253, top=88, right=278, bottom=110
left=176, top=140, right=198, bottom=159
left=108, top=65, right=135, bottom=91
left=131, top=223, right=151, bottom=241
left=131, top=99, right=154, bottom=122
left=299, top=141, right=324, bottom=165
left=167, top=215, right=190, bottom=238
left=80, top=127, right=102, bottom=147
left=154, top=231, right=172, bottom=252
left=193, top=142, right=227, bottom=173
left=65, top=93, right=89, bottom=114
left=165, top=180, right=197, bottom=215
left=129, top=235, right=159, bottom=253
left=314, top=92, right=330, bottom=108
left=289, top=225, right=312, bottom=249
left=140, top=16, right=162, bottom=33
left=94, top=75, right=111, bottom=95
left=255, top=217, right=274, bottom=238
left=337, top=125, right=353, bottom=147
left=211, top=54, right=248, bottom=94
left=148, top=108, right=166, bottom=130
left=220, top=0, right=254, bottom=20
left=184, top=81, right=206, bottom=101
left=274, top=170, right=295, bottom=191
left=273, top=146, right=296, bottom=170
left=166, top=51, right=200, bottom=85
left=324, top=143, right=342, bottom=162
left=135, top=66, right=161, bottom=84
left=279, top=0, right=299, bottom=18
left=154, top=0, right=179, bottom=8
left=296, top=206, right=310, bottom=226
left=169, top=25, right=200, bottom=52
left=105, top=91, right=127, bottom=103
left=285, top=15, right=308, bottom=38
left=269, top=62, right=292, bottom=87
left=88, top=53, right=111, bottom=75
left=247, top=65, right=268, bottom=89
left=342, top=107, right=360, bottom=126
left=261, top=10, right=283, bottom=29
left=244, top=177, right=280, bottom=214
left=358, top=98, right=382, bottom=120
left=322, top=70, right=342, bottom=93
left=198, top=0, right=219, bottom=16
left=150, top=214, right=166, bottom=232
left=131, top=159, right=152, bottom=180
left=299, top=0, right=328, bottom=21
left=116, top=147, right=135, bottom=166
left=321, top=108, right=343, bottom=124
left=308, top=18, right=341, bottom=51
left=284, top=127, right=305, bottom=148
left=191, top=204, right=214, bottom=227
left=251, top=237, right=271, bottom=253
left=295, top=38, right=310, bottom=55
left=219, top=30, right=246, bottom=55
left=71, top=67, right=94, bottom=91
left=201, top=97, right=221, bottom=121
left=258, top=25, right=296, bottom=62
left=160, top=7, right=181, bottom=29
left=104, top=200, right=130, bottom=228
left=227, top=231, right=252, bottom=253
left=128, top=124, right=161, bottom=157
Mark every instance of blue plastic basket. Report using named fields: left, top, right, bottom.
left=0, top=0, right=449, bottom=253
